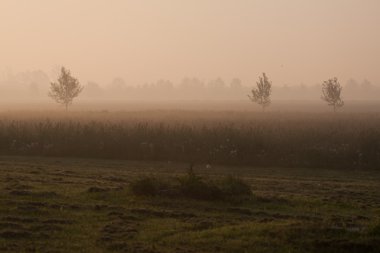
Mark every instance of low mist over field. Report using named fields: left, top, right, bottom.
left=0, top=70, right=380, bottom=101
left=0, top=1, right=380, bottom=253
left=0, top=70, right=379, bottom=112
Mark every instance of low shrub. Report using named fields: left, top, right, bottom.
left=129, top=176, right=171, bottom=196
left=177, top=169, right=223, bottom=200
left=219, top=175, right=252, bottom=196
left=130, top=170, right=252, bottom=201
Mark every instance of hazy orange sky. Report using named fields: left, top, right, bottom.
left=1, top=0, right=379, bottom=86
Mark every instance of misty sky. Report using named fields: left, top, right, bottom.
left=1, top=0, right=379, bottom=86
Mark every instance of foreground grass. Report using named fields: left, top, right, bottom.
left=0, top=156, right=379, bottom=252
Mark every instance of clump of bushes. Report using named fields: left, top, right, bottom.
left=129, top=176, right=172, bottom=197
left=177, top=169, right=223, bottom=200
left=219, top=175, right=253, bottom=196
left=129, top=169, right=252, bottom=201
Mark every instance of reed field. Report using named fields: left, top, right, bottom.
left=0, top=110, right=379, bottom=169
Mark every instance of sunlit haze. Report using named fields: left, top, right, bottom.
left=1, top=2, right=380, bottom=251
left=1, top=0, right=380, bottom=87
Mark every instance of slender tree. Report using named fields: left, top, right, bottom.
left=248, top=73, right=272, bottom=111
left=49, top=67, right=83, bottom=111
left=321, top=77, right=344, bottom=112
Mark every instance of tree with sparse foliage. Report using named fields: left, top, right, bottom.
left=49, top=67, right=83, bottom=111
left=248, top=73, right=272, bottom=111
left=321, top=77, right=344, bottom=112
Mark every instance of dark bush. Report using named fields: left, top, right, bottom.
left=219, top=176, right=252, bottom=196
left=129, top=176, right=171, bottom=196
left=177, top=169, right=223, bottom=200
left=130, top=170, right=252, bottom=201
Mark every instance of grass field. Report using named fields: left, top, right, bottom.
left=0, top=156, right=379, bottom=252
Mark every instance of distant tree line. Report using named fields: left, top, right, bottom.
left=13, top=68, right=349, bottom=112
left=0, top=67, right=379, bottom=110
